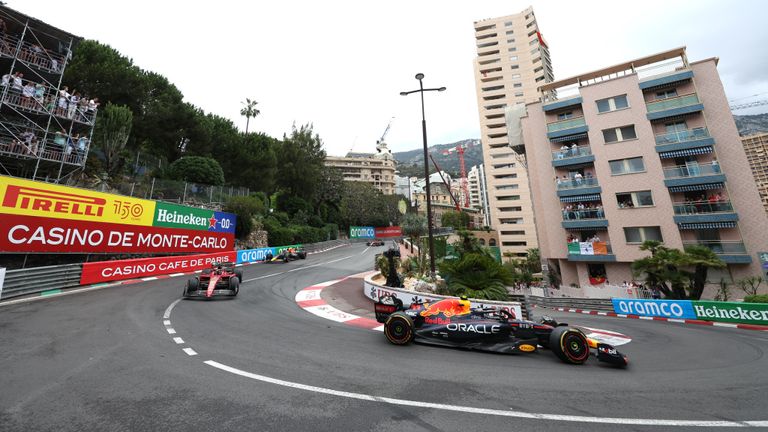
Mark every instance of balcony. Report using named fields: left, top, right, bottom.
left=639, top=69, right=694, bottom=90
left=556, top=177, right=601, bottom=197
left=682, top=240, right=752, bottom=264
left=566, top=241, right=616, bottom=262
left=672, top=200, right=739, bottom=225
left=655, top=127, right=716, bottom=156
left=542, top=95, right=583, bottom=112
left=663, top=162, right=726, bottom=188
left=551, top=145, right=594, bottom=168
left=561, top=209, right=608, bottom=230
left=546, top=116, right=589, bottom=140
left=646, top=93, right=704, bottom=121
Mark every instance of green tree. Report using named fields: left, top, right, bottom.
left=240, top=98, right=260, bottom=134
left=441, top=210, right=470, bottom=230
left=439, top=253, right=513, bottom=301
left=224, top=132, right=278, bottom=194
left=632, top=241, right=688, bottom=299
left=682, top=245, right=726, bottom=300
left=93, top=103, right=133, bottom=179
left=401, top=213, right=427, bottom=252
left=276, top=123, right=326, bottom=200
left=223, top=195, right=265, bottom=240
left=167, top=156, right=225, bottom=185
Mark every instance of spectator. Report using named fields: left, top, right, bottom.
left=22, top=82, right=35, bottom=109
left=53, top=128, right=67, bottom=149
left=570, top=143, right=578, bottom=156
left=1, top=72, right=10, bottom=92
left=574, top=172, right=583, bottom=185
left=57, top=86, right=70, bottom=117
left=11, top=72, right=23, bottom=98
left=68, top=92, right=80, bottom=119
left=34, top=82, right=45, bottom=109
left=711, top=158, right=720, bottom=173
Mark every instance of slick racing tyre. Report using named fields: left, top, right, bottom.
left=235, top=270, right=244, bottom=282
left=229, top=276, right=240, bottom=296
left=184, top=278, right=199, bottom=298
left=550, top=326, right=589, bottom=365
left=384, top=312, right=414, bottom=345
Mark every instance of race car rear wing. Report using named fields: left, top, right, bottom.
left=374, top=295, right=405, bottom=323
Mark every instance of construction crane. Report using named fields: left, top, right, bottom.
left=375, top=117, right=395, bottom=160
left=428, top=153, right=462, bottom=212
left=377, top=117, right=394, bottom=146
left=442, top=142, right=475, bottom=208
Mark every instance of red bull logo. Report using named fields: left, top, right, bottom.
left=419, top=298, right=471, bottom=318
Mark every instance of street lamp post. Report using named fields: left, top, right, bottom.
left=401, top=73, right=446, bottom=280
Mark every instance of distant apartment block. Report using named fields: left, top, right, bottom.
left=324, top=153, right=396, bottom=195
left=741, top=132, right=768, bottom=214
left=473, top=6, right=552, bottom=257
left=467, top=164, right=491, bottom=227
left=521, top=47, right=768, bottom=291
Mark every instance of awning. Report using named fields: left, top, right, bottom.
left=550, top=133, right=588, bottom=143
left=668, top=183, right=724, bottom=193
left=560, top=194, right=601, bottom=203
left=679, top=221, right=737, bottom=230
left=659, top=146, right=713, bottom=159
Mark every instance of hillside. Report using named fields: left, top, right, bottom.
left=734, top=114, right=768, bottom=136
left=394, top=138, right=483, bottom=178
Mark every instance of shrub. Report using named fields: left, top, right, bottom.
left=167, top=156, right=225, bottom=185
left=438, top=252, right=513, bottom=301
left=743, top=294, right=768, bottom=303
left=223, top=195, right=265, bottom=240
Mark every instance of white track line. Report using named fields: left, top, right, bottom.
left=183, top=348, right=197, bottom=356
left=173, top=337, right=184, bottom=344
left=163, top=299, right=181, bottom=319
left=204, top=360, right=766, bottom=427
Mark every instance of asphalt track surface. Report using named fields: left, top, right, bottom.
left=1, top=243, right=767, bottom=431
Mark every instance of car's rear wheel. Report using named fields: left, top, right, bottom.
left=229, top=276, right=240, bottom=296
left=384, top=312, right=414, bottom=345
left=549, top=326, right=589, bottom=364
left=235, top=270, right=244, bottom=282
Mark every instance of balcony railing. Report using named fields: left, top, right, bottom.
left=655, top=127, right=710, bottom=145
left=663, top=162, right=721, bottom=179
left=566, top=241, right=613, bottom=255
left=556, top=177, right=598, bottom=190
left=552, top=146, right=591, bottom=161
left=562, top=208, right=605, bottom=221
left=673, top=200, right=733, bottom=216
left=646, top=93, right=701, bottom=113
left=682, top=240, right=747, bottom=255
left=546, top=116, right=586, bottom=133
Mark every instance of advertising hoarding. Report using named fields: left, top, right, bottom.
left=236, top=244, right=302, bottom=264
left=0, top=214, right=232, bottom=253
left=349, top=226, right=375, bottom=239
left=692, top=301, right=768, bottom=326
left=153, top=202, right=235, bottom=233
left=374, top=227, right=402, bottom=238
left=80, top=251, right=237, bottom=284
left=611, top=298, right=696, bottom=319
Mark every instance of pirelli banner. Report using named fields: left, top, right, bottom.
left=0, top=176, right=235, bottom=254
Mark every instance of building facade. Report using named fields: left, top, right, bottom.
left=467, top=164, right=491, bottom=227
left=472, top=6, right=553, bottom=257
left=324, top=153, right=396, bottom=195
left=413, top=182, right=483, bottom=229
left=521, top=47, right=768, bottom=294
left=741, top=132, right=768, bottom=214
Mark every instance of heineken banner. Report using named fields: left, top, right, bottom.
left=153, top=202, right=235, bottom=234
left=692, top=301, right=768, bottom=326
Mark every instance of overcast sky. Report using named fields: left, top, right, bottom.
left=12, top=0, right=768, bottom=156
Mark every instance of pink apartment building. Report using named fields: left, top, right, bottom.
left=521, top=47, right=768, bottom=293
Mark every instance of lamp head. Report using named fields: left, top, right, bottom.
left=415, top=73, right=425, bottom=80
left=438, top=87, right=447, bottom=92
left=399, top=91, right=408, bottom=96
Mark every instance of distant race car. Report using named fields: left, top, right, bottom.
left=366, top=240, right=385, bottom=246
left=374, top=295, right=628, bottom=367
left=183, top=262, right=242, bottom=298
left=264, top=247, right=307, bottom=263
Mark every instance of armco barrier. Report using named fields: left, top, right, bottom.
left=1, top=263, right=82, bottom=300
left=528, top=296, right=614, bottom=312
left=363, top=273, right=526, bottom=320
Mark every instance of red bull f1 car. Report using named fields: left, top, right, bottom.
left=264, top=247, right=307, bottom=263
left=375, top=295, right=628, bottom=366
left=182, top=262, right=242, bottom=298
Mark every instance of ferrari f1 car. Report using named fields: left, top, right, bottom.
left=264, top=247, right=307, bottom=263
left=375, top=295, right=628, bottom=366
left=182, top=262, right=242, bottom=298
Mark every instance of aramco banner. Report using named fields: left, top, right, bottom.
left=80, top=251, right=236, bottom=284
left=0, top=175, right=235, bottom=254
left=236, top=244, right=303, bottom=264
left=350, top=226, right=402, bottom=239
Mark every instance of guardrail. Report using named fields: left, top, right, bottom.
left=0, top=239, right=351, bottom=302
left=1, top=263, right=82, bottom=300
left=527, top=296, right=614, bottom=311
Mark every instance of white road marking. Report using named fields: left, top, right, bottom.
left=167, top=328, right=176, bottom=335
left=303, top=304, right=358, bottom=323
left=142, top=276, right=158, bottom=281
left=170, top=273, right=185, bottom=277
left=163, top=299, right=181, bottom=319
left=714, top=322, right=738, bottom=328
left=373, top=325, right=384, bottom=332
left=361, top=246, right=370, bottom=254
left=183, top=348, right=197, bottom=356
left=173, top=337, right=184, bottom=344
left=669, top=319, right=685, bottom=323
left=639, top=316, right=653, bottom=320
left=163, top=320, right=171, bottom=326
left=204, top=360, right=766, bottom=427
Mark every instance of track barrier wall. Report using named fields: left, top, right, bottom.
left=612, top=298, right=768, bottom=325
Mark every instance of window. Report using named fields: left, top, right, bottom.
left=478, top=239, right=486, bottom=246
left=510, top=65, right=519, bottom=69
left=656, top=89, right=678, bottom=100
left=609, top=157, right=645, bottom=175
left=502, top=241, right=527, bottom=247
left=624, top=227, right=663, bottom=244
left=557, top=111, right=574, bottom=120
left=499, top=207, right=522, bottom=212
left=509, top=55, right=518, bottom=61
left=506, top=30, right=514, bottom=35
left=508, top=46, right=517, bottom=51
left=602, top=125, right=637, bottom=143
left=616, top=190, right=654, bottom=208
left=495, top=174, right=518, bottom=179
left=514, top=92, right=524, bottom=97
left=665, top=121, right=686, bottom=133
left=498, top=195, right=521, bottom=201
left=505, top=21, right=513, bottom=27
left=499, top=218, right=523, bottom=224
left=513, top=83, right=522, bottom=88
left=596, top=94, right=629, bottom=113
left=501, top=230, right=525, bottom=235
left=493, top=163, right=516, bottom=169
left=535, top=76, right=545, bottom=82
left=491, top=152, right=514, bottom=159
left=512, top=74, right=521, bottom=79
left=489, top=239, right=498, bottom=246
left=529, top=38, right=538, bottom=46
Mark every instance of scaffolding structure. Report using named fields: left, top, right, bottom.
left=0, top=5, right=95, bottom=183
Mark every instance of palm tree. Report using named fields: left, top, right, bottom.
left=683, top=245, right=726, bottom=300
left=401, top=213, right=426, bottom=253
left=632, top=241, right=688, bottom=299
left=240, top=98, right=260, bottom=134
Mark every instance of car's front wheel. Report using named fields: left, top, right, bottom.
left=549, top=326, right=589, bottom=364
left=183, top=278, right=199, bottom=298
left=229, top=276, right=240, bottom=296
left=384, top=312, right=414, bottom=345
